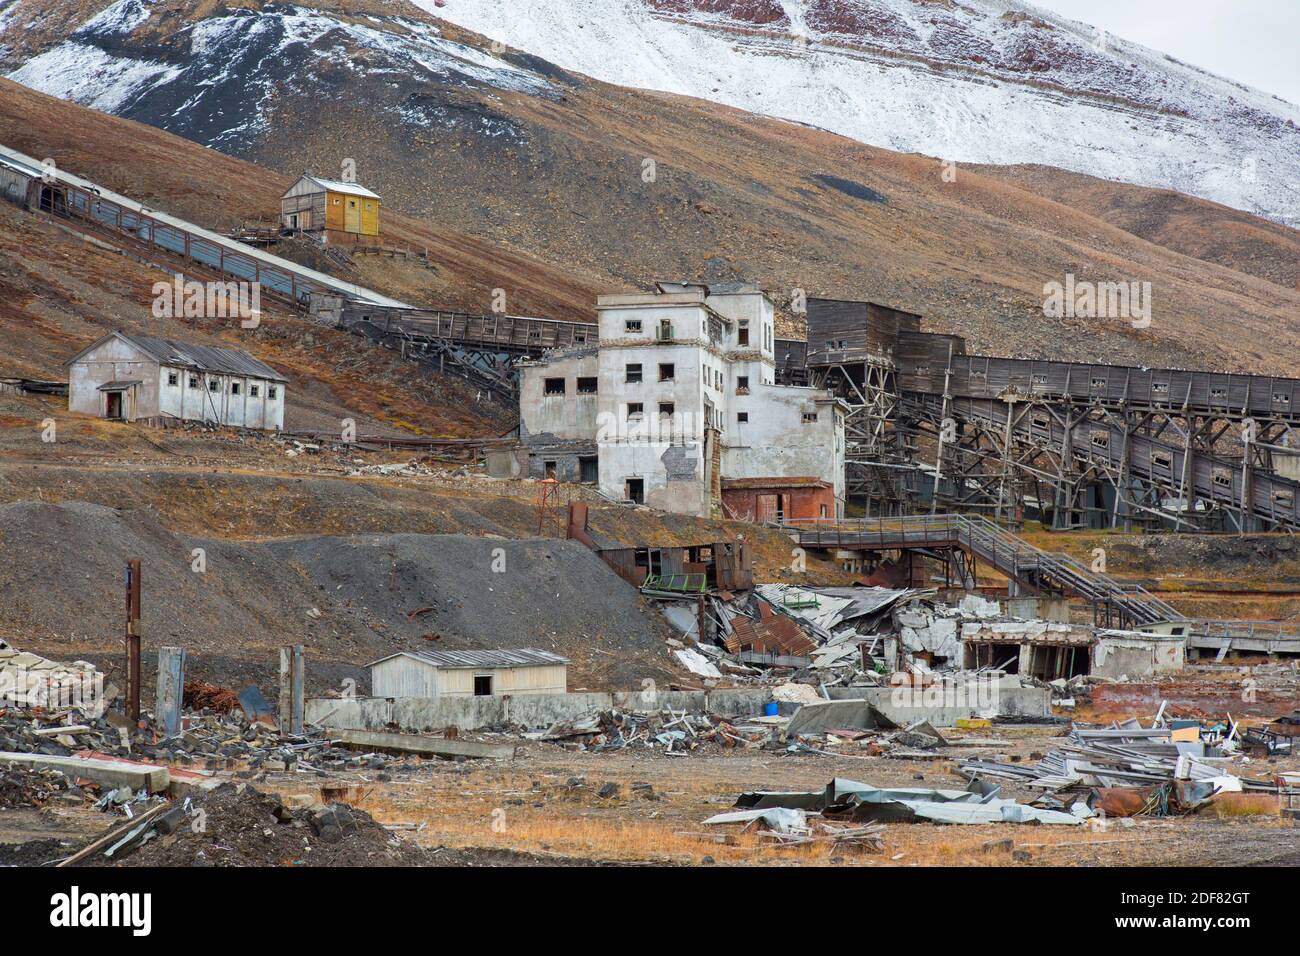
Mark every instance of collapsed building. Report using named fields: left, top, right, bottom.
left=519, top=282, right=847, bottom=518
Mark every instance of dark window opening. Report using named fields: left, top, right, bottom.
left=626, top=363, right=643, bottom=384
left=167, top=371, right=179, bottom=386
left=579, top=456, right=598, bottom=483
left=658, top=363, right=675, bottom=382
left=738, top=321, right=749, bottom=346
left=188, top=376, right=199, bottom=389
left=736, top=376, right=749, bottom=394
left=802, top=412, right=818, bottom=424
left=474, top=675, right=493, bottom=697
left=231, top=381, right=241, bottom=395
left=208, top=379, right=219, bottom=392
left=737, top=412, right=749, bottom=423
left=658, top=402, right=675, bottom=417
left=627, top=402, right=643, bottom=419
left=250, top=384, right=260, bottom=397
left=624, top=319, right=642, bottom=333
left=268, top=386, right=278, bottom=400
left=544, top=377, right=566, bottom=396
left=625, top=478, right=645, bottom=504
left=544, top=460, right=557, bottom=479
left=576, top=377, right=597, bottom=395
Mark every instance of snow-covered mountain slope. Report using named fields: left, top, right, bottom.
left=4, top=0, right=555, bottom=152
left=417, top=0, right=1300, bottom=226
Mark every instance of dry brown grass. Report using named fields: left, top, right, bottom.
left=262, top=769, right=1155, bottom=867
left=1199, top=793, right=1281, bottom=818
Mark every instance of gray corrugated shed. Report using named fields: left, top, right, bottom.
left=125, top=336, right=288, bottom=382
left=68, top=333, right=287, bottom=382
left=365, top=648, right=570, bottom=669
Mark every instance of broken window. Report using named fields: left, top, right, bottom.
left=1031, top=373, right=1048, bottom=387
left=1212, top=468, right=1232, bottom=489
left=627, top=402, right=644, bottom=420
left=208, top=378, right=219, bottom=392
left=574, top=332, right=587, bottom=343
left=658, top=363, right=675, bottom=382
left=736, top=375, right=750, bottom=394
left=737, top=412, right=749, bottom=424
left=576, top=377, right=597, bottom=395
left=625, top=478, right=645, bottom=504
left=656, top=320, right=673, bottom=341
left=624, top=319, right=642, bottom=333
left=658, top=402, right=675, bottom=418
left=167, top=371, right=179, bottom=386
left=802, top=411, right=819, bottom=424
left=1151, top=382, right=1169, bottom=397
left=1274, top=490, right=1294, bottom=508
left=1275, top=392, right=1292, bottom=406
left=1032, top=413, right=1051, bottom=430
left=626, top=363, right=642, bottom=384
left=579, top=456, right=598, bottom=483
left=473, top=675, right=493, bottom=697
left=914, top=365, right=930, bottom=376
left=188, top=375, right=199, bottom=389
left=738, top=320, right=749, bottom=346
left=544, top=377, right=566, bottom=396
left=544, top=460, right=557, bottom=479
left=231, top=381, right=241, bottom=395
left=268, top=386, right=278, bottom=400
left=1091, top=377, right=1107, bottom=390
left=1090, top=430, right=1109, bottom=449
left=1151, top=450, right=1172, bottom=470
left=1210, top=387, right=1228, bottom=402
left=250, top=384, right=260, bottom=397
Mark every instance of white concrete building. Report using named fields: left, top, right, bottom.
left=366, top=649, right=570, bottom=699
left=66, top=332, right=287, bottom=430
left=520, top=283, right=845, bottom=518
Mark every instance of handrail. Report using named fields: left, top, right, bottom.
left=777, top=512, right=1184, bottom=625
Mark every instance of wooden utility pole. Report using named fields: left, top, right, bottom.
left=125, top=559, right=141, bottom=722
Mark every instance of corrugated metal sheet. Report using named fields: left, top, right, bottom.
left=367, top=648, right=570, bottom=669
left=121, top=335, right=288, bottom=382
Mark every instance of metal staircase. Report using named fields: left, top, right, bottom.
left=781, top=513, right=1183, bottom=628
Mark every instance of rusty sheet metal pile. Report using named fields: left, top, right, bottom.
left=955, top=722, right=1272, bottom=811
left=711, top=778, right=1096, bottom=827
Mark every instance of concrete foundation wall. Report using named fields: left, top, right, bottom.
left=306, top=688, right=773, bottom=732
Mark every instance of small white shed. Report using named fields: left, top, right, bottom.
left=366, top=649, right=570, bottom=699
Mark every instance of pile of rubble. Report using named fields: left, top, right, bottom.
left=0, top=639, right=105, bottom=712
left=536, top=709, right=775, bottom=755
left=77, top=782, right=429, bottom=867
left=0, top=765, right=87, bottom=810
left=955, top=720, right=1272, bottom=814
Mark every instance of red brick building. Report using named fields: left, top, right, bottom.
left=721, top=476, right=836, bottom=524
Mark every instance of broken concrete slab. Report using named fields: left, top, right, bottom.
left=0, top=751, right=169, bottom=793
left=331, top=728, right=515, bottom=760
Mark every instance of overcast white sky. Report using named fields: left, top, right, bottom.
left=1036, top=0, right=1299, bottom=104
